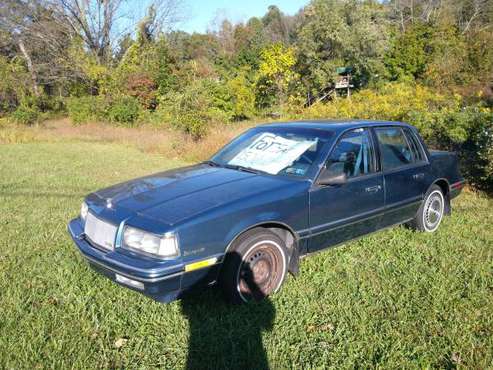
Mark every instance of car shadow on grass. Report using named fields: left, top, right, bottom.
left=180, top=257, right=275, bottom=370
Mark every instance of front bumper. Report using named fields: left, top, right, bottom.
left=68, top=218, right=221, bottom=303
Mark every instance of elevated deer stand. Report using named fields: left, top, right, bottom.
left=335, top=67, right=354, bottom=98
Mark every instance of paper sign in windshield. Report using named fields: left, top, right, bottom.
left=229, top=133, right=315, bottom=174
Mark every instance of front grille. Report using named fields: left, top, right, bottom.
left=84, top=212, right=117, bottom=251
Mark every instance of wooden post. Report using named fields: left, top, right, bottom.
left=347, top=73, right=351, bottom=99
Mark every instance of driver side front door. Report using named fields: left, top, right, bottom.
left=308, top=128, right=384, bottom=252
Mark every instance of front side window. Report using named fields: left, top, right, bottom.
left=325, top=128, right=375, bottom=179
left=375, top=127, right=413, bottom=170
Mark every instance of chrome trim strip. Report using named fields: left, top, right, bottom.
left=300, top=216, right=415, bottom=259
left=297, top=197, right=422, bottom=239
left=309, top=206, right=385, bottom=235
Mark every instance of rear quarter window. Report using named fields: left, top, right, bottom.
left=403, top=128, right=426, bottom=162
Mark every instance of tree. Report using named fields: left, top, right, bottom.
left=262, top=5, right=289, bottom=43
left=0, top=0, right=75, bottom=96
left=384, top=23, right=433, bottom=81
left=256, top=42, right=298, bottom=108
left=295, top=0, right=389, bottom=99
left=45, top=0, right=184, bottom=64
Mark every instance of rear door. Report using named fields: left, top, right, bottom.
left=374, top=126, right=430, bottom=227
left=308, top=128, right=384, bottom=252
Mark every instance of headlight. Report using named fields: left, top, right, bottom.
left=122, top=226, right=179, bottom=259
left=80, top=202, right=88, bottom=222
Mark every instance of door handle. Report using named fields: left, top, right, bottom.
left=365, top=185, right=381, bottom=193
left=412, top=173, right=425, bottom=180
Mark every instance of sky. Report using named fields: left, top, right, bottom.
left=177, top=0, right=310, bottom=34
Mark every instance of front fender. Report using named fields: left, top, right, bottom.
left=223, top=212, right=292, bottom=250
left=176, top=184, right=309, bottom=264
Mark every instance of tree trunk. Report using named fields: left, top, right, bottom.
left=18, top=39, right=40, bottom=97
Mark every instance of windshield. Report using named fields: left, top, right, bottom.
left=211, top=127, right=333, bottom=178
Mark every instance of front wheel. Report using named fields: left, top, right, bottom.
left=408, top=184, right=445, bottom=232
left=220, top=229, right=288, bottom=304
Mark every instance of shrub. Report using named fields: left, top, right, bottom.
left=459, top=109, right=493, bottom=193
left=157, top=79, right=235, bottom=139
left=106, top=96, right=141, bottom=125
left=302, top=82, right=456, bottom=123
left=227, top=73, right=256, bottom=119
left=125, top=73, right=157, bottom=109
left=67, top=96, right=103, bottom=125
left=21, top=94, right=65, bottom=113
left=11, top=105, right=39, bottom=125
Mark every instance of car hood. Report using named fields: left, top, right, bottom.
left=92, top=164, right=297, bottom=225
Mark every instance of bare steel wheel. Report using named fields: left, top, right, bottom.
left=408, top=184, right=445, bottom=232
left=220, top=229, right=288, bottom=304
left=237, top=241, right=285, bottom=302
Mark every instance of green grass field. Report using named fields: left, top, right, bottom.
left=1, top=142, right=492, bottom=369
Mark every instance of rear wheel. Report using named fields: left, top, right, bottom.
left=408, top=184, right=445, bottom=232
left=220, top=229, right=288, bottom=304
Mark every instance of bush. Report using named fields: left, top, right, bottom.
left=156, top=79, right=235, bottom=139
left=67, top=95, right=141, bottom=126
left=106, top=96, right=141, bottom=125
left=11, top=105, right=39, bottom=125
left=125, top=73, right=157, bottom=109
left=302, top=82, right=456, bottom=123
left=21, top=94, right=65, bottom=113
left=459, top=109, right=493, bottom=193
left=67, top=96, right=103, bottom=125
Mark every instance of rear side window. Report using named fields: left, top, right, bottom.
left=375, top=127, right=413, bottom=170
left=404, top=128, right=426, bottom=162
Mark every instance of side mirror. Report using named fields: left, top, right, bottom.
left=317, top=169, right=347, bottom=186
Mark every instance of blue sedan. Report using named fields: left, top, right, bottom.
left=68, top=120, right=465, bottom=303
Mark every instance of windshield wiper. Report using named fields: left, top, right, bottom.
left=223, top=164, right=268, bottom=175
left=202, top=160, right=221, bottom=167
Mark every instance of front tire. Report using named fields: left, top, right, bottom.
left=408, top=184, right=445, bottom=232
left=220, top=229, right=288, bottom=304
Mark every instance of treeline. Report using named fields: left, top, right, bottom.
left=0, top=0, right=492, bottom=189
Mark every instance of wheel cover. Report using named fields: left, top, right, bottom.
left=237, top=241, right=284, bottom=302
left=424, top=191, right=444, bottom=231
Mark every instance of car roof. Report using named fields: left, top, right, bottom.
left=259, top=119, right=413, bottom=134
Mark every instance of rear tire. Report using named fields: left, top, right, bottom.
left=408, top=184, right=445, bottom=232
left=220, top=229, right=288, bottom=304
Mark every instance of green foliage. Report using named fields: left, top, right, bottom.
left=0, top=56, right=30, bottom=114
left=296, top=0, right=388, bottom=96
left=66, top=96, right=104, bottom=125
left=106, top=96, right=141, bottom=126
left=11, top=104, right=39, bottom=125
left=67, top=95, right=141, bottom=126
left=385, top=24, right=433, bottom=81
left=68, top=40, right=112, bottom=94
left=157, top=79, right=234, bottom=139
left=457, top=109, right=493, bottom=192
